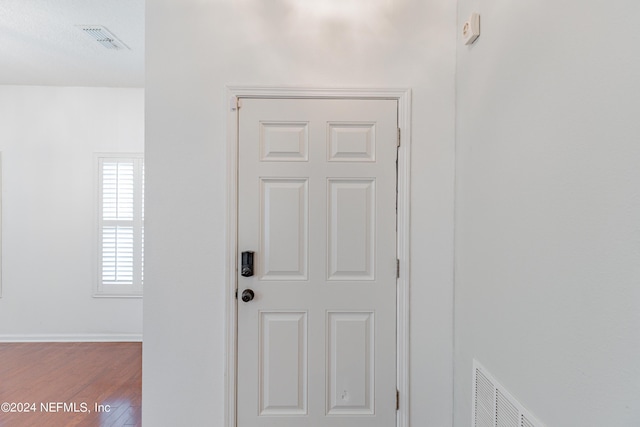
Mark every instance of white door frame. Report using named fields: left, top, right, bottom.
left=224, top=87, right=411, bottom=427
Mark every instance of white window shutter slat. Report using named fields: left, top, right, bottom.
left=97, top=155, right=144, bottom=296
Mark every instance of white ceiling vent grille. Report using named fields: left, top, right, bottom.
left=77, top=25, right=129, bottom=50
left=473, top=359, right=545, bottom=427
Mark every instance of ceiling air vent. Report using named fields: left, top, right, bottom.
left=77, top=25, right=129, bottom=50
left=473, top=359, right=545, bottom=427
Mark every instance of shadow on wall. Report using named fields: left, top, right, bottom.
left=233, top=0, right=428, bottom=72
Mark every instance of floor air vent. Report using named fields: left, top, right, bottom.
left=473, top=360, right=544, bottom=427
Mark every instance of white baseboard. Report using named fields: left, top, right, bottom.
left=0, top=334, right=142, bottom=342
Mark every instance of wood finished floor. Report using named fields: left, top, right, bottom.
left=0, top=342, right=141, bottom=427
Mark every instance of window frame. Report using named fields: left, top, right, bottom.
left=94, top=153, right=144, bottom=298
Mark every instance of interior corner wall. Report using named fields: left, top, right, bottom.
left=144, top=1, right=457, bottom=426
left=0, top=85, right=144, bottom=341
left=455, top=1, right=640, bottom=426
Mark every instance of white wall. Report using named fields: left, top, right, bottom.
left=455, top=1, right=640, bottom=426
left=0, top=85, right=144, bottom=341
left=144, top=0, right=456, bottom=425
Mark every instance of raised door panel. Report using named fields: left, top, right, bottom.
left=260, top=179, right=308, bottom=281
left=260, top=122, right=309, bottom=162
left=259, top=312, right=308, bottom=415
left=327, top=122, right=376, bottom=162
left=327, top=179, right=376, bottom=281
left=326, top=311, right=375, bottom=415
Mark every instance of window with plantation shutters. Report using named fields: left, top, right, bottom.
left=96, top=154, right=144, bottom=296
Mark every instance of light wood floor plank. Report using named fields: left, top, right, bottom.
left=0, top=342, right=141, bottom=427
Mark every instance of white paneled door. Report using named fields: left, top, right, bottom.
left=237, top=98, right=398, bottom=427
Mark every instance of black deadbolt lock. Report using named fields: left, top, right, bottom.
left=241, top=251, right=254, bottom=277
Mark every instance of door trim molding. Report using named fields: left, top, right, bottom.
left=224, top=86, right=411, bottom=427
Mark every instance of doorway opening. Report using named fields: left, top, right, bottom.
left=225, top=87, right=411, bottom=427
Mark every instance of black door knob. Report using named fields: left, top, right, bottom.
left=241, top=289, right=255, bottom=302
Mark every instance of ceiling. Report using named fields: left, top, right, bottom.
left=0, top=0, right=144, bottom=87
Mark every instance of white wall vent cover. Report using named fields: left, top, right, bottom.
left=473, top=359, right=544, bottom=427
left=77, top=25, right=129, bottom=50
